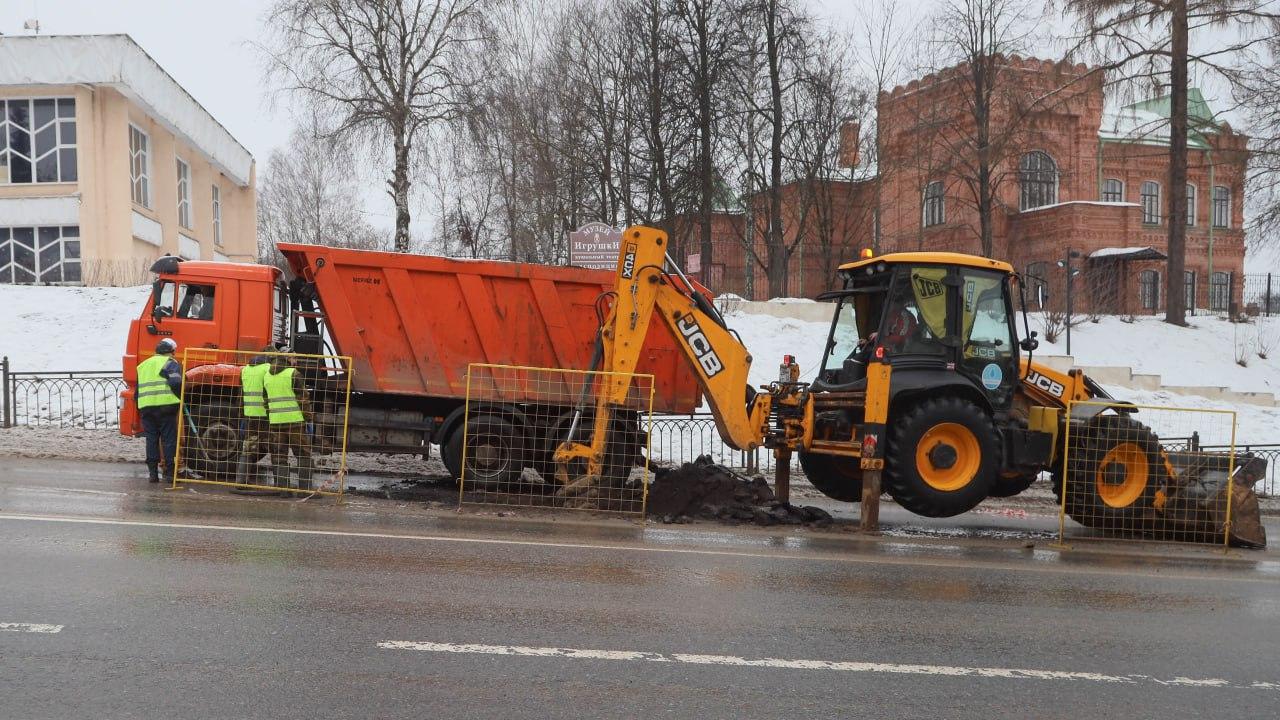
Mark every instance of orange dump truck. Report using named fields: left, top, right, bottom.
left=120, top=244, right=702, bottom=478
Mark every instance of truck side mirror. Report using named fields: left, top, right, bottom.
left=1020, top=330, right=1039, bottom=352
left=150, top=280, right=164, bottom=322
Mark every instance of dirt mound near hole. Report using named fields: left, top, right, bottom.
left=647, top=456, right=833, bottom=527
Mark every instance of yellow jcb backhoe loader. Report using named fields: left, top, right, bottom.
left=555, top=226, right=1267, bottom=547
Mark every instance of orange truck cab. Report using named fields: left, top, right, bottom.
left=121, top=247, right=702, bottom=480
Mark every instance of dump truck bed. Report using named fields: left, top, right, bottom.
left=278, top=244, right=702, bottom=414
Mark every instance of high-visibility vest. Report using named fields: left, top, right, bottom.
left=240, top=363, right=271, bottom=418
left=136, top=354, right=181, bottom=409
left=264, top=367, right=304, bottom=425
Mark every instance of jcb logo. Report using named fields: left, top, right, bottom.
left=620, top=243, right=638, bottom=279
left=1027, top=371, right=1065, bottom=398
left=913, top=275, right=945, bottom=299
left=676, top=313, right=724, bottom=378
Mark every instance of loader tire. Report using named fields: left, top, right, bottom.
left=1053, top=414, right=1163, bottom=532
left=798, top=451, right=863, bottom=502
left=884, top=397, right=998, bottom=518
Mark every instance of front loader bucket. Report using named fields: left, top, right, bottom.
left=1160, top=453, right=1267, bottom=548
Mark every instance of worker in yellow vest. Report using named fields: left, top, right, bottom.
left=234, top=349, right=274, bottom=486
left=135, top=338, right=183, bottom=482
left=265, top=355, right=314, bottom=491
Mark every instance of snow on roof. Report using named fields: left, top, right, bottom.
left=1089, top=246, right=1167, bottom=260
left=1019, top=200, right=1141, bottom=214
left=0, top=34, right=254, bottom=186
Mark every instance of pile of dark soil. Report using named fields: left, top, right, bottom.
left=647, top=456, right=834, bottom=527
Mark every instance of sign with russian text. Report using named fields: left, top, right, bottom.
left=567, top=223, right=623, bottom=270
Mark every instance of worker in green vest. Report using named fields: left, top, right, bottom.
left=265, top=355, right=314, bottom=491
left=136, top=338, right=183, bottom=482
left=234, top=348, right=274, bottom=486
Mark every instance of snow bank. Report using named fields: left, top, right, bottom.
left=0, top=285, right=149, bottom=371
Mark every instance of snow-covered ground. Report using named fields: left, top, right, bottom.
left=0, top=284, right=148, bottom=371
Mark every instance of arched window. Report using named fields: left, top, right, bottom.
left=1102, top=178, right=1124, bottom=202
left=1186, top=183, right=1197, bottom=226
left=1210, top=271, right=1232, bottom=312
left=1212, top=186, right=1230, bottom=228
left=1141, top=181, right=1161, bottom=224
left=1139, top=270, right=1159, bottom=310
left=1019, top=151, right=1058, bottom=210
left=922, top=180, right=944, bottom=227
left=1026, top=262, right=1049, bottom=309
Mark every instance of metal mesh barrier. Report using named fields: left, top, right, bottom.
left=1058, top=401, right=1247, bottom=546
left=460, top=363, right=654, bottom=514
left=173, top=349, right=353, bottom=497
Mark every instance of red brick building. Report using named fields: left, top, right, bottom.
left=673, top=55, right=1249, bottom=311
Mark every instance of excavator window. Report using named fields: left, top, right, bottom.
left=880, top=267, right=949, bottom=357
left=959, top=269, right=1017, bottom=404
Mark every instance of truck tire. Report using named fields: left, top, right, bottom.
left=1052, top=415, right=1163, bottom=532
left=181, top=402, right=243, bottom=481
left=445, top=413, right=525, bottom=490
left=884, top=397, right=998, bottom=518
left=798, top=451, right=863, bottom=502
left=544, top=412, right=643, bottom=489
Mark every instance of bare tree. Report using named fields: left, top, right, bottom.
left=857, top=0, right=913, bottom=254
left=257, top=117, right=388, bottom=267
left=263, top=0, right=487, bottom=253
left=1066, top=0, right=1279, bottom=325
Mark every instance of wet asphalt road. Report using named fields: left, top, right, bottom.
left=2, top=458, right=1280, bottom=719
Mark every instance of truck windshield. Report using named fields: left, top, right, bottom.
left=821, top=299, right=862, bottom=372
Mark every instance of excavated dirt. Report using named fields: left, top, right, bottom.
left=646, top=455, right=834, bottom=527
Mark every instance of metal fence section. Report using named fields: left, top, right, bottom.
left=1, top=356, right=125, bottom=429
left=172, top=348, right=354, bottom=497
left=1058, top=401, right=1244, bottom=546
left=648, top=413, right=793, bottom=474
left=460, top=363, right=655, bottom=514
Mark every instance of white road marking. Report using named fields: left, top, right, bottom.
left=378, top=641, right=1277, bottom=691
left=0, top=512, right=1274, bottom=585
left=0, top=623, right=63, bottom=633
left=10, top=486, right=129, bottom=497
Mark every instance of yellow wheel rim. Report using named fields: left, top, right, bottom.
left=1096, top=442, right=1149, bottom=508
left=915, top=422, right=981, bottom=492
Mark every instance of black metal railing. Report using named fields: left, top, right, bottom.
left=1, top=357, right=125, bottom=429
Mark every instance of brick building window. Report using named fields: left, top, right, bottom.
left=1141, top=181, right=1161, bottom=224
left=1102, top=178, right=1123, bottom=202
left=1019, top=151, right=1058, bottom=210
left=1210, top=271, right=1232, bottom=312
left=1184, top=270, right=1196, bottom=312
left=1212, top=186, right=1230, bottom=228
left=922, top=181, right=944, bottom=227
left=1186, top=183, right=1197, bottom=226
left=1139, top=270, right=1159, bottom=310
left=0, top=98, right=77, bottom=184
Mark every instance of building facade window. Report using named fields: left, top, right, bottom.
left=0, top=98, right=77, bottom=184
left=1102, top=178, right=1124, bottom=202
left=1019, top=151, right=1058, bottom=210
left=212, top=184, right=223, bottom=247
left=1026, top=262, right=1049, bottom=309
left=176, top=158, right=192, bottom=229
left=1139, top=269, right=1159, bottom=310
left=1210, top=271, right=1232, bottom=312
left=922, top=181, right=944, bottom=227
left=129, top=125, right=151, bottom=208
left=1184, top=270, right=1196, bottom=313
left=0, top=226, right=81, bottom=284
left=1212, top=186, right=1230, bottom=228
left=1186, top=183, right=1197, bottom=226
left=1141, top=181, right=1161, bottom=224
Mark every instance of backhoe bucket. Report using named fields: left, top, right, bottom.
left=1160, top=452, right=1267, bottom=548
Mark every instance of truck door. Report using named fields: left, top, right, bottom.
left=149, top=279, right=224, bottom=353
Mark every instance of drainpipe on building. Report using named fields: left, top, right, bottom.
left=1207, top=148, right=1215, bottom=282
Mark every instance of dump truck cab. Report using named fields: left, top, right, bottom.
left=120, top=256, right=289, bottom=436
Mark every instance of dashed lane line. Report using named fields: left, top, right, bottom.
left=0, top=623, right=63, bottom=634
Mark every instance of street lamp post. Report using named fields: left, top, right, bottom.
left=1057, top=248, right=1083, bottom=356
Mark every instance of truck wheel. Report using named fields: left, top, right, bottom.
left=448, top=414, right=525, bottom=490
left=884, top=397, right=998, bottom=518
left=1053, top=415, right=1162, bottom=531
left=797, top=451, right=863, bottom=502
left=181, top=402, right=242, bottom=481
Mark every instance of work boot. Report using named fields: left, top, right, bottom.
left=147, top=463, right=160, bottom=483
